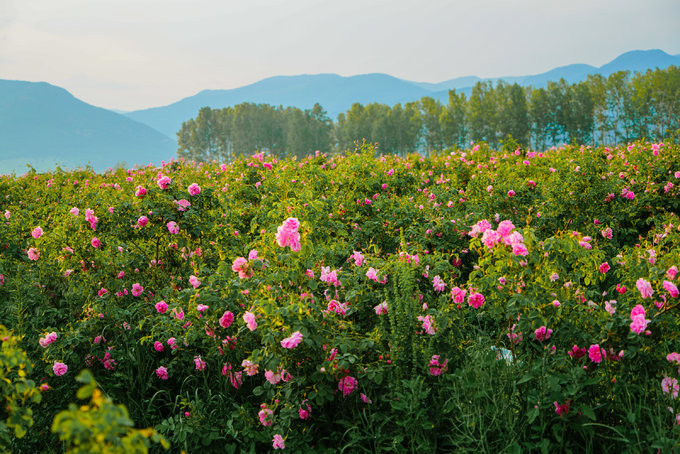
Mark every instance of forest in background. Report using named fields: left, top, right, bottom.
left=177, top=66, right=680, bottom=161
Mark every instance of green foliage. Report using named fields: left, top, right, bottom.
left=0, top=326, right=42, bottom=447
left=0, top=140, right=679, bottom=452
left=51, top=370, right=169, bottom=453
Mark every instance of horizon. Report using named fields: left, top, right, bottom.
left=2, top=0, right=679, bottom=111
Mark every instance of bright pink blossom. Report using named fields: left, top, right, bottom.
left=135, top=186, right=147, bottom=197
left=91, top=237, right=101, bottom=248
left=27, top=248, right=40, bottom=260
left=219, top=311, right=234, bottom=328
left=194, top=356, right=206, bottom=371
left=599, top=262, right=610, bottom=274
left=187, top=183, right=201, bottom=196
left=53, top=361, right=68, bottom=376
left=157, top=176, right=171, bottom=189
left=534, top=326, right=553, bottom=342
left=663, top=280, right=679, bottom=298
left=298, top=400, right=311, bottom=419
left=374, top=301, right=388, bottom=315
left=451, top=286, right=467, bottom=304
left=668, top=266, right=678, bottom=280
left=131, top=283, right=143, bottom=297
left=137, top=216, right=148, bottom=227
left=156, top=366, right=168, bottom=380
left=588, top=344, right=603, bottom=363
left=338, top=375, right=358, bottom=397
left=155, top=301, right=168, bottom=313
left=468, top=292, right=485, bottom=309
left=429, top=355, right=448, bottom=376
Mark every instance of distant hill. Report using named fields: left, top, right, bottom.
left=125, top=73, right=437, bottom=139
left=0, top=79, right=176, bottom=174
left=124, top=49, right=680, bottom=140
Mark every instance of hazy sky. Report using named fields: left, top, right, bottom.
left=1, top=0, right=679, bottom=111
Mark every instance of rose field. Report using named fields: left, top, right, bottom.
left=1, top=140, right=680, bottom=452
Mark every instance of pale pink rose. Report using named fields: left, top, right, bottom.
left=272, top=434, right=285, bottom=450
left=27, top=248, right=40, bottom=260
left=280, top=331, right=303, bottom=349
left=374, top=301, right=388, bottom=315
left=417, top=314, right=436, bottom=335
left=175, top=199, right=191, bottom=211
left=189, top=275, right=201, bottom=289
left=636, top=278, right=654, bottom=298
left=32, top=226, right=43, bottom=239
left=167, top=221, right=179, bottom=234
left=241, top=359, right=259, bottom=376
left=243, top=311, right=257, bottom=331
left=496, top=220, right=515, bottom=238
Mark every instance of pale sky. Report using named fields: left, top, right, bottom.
left=1, top=0, right=679, bottom=111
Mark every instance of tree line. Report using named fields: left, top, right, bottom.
left=177, top=65, right=680, bottom=161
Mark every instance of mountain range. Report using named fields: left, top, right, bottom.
left=1, top=49, right=679, bottom=174
left=124, top=49, right=680, bottom=139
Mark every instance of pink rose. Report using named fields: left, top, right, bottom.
left=280, top=331, right=303, bottom=349
left=338, top=375, right=358, bottom=397
left=219, top=311, right=234, bottom=328
left=188, top=183, right=201, bottom=196
left=155, top=301, right=168, bottom=313
left=53, top=361, right=68, bottom=376
left=468, top=292, right=485, bottom=309
left=156, top=366, right=169, bottom=380
left=636, top=278, right=654, bottom=298
left=243, top=311, right=257, bottom=331
left=32, top=226, right=43, bottom=239
left=663, top=280, right=679, bottom=298
left=27, top=248, right=40, bottom=261
left=167, top=221, right=179, bottom=234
